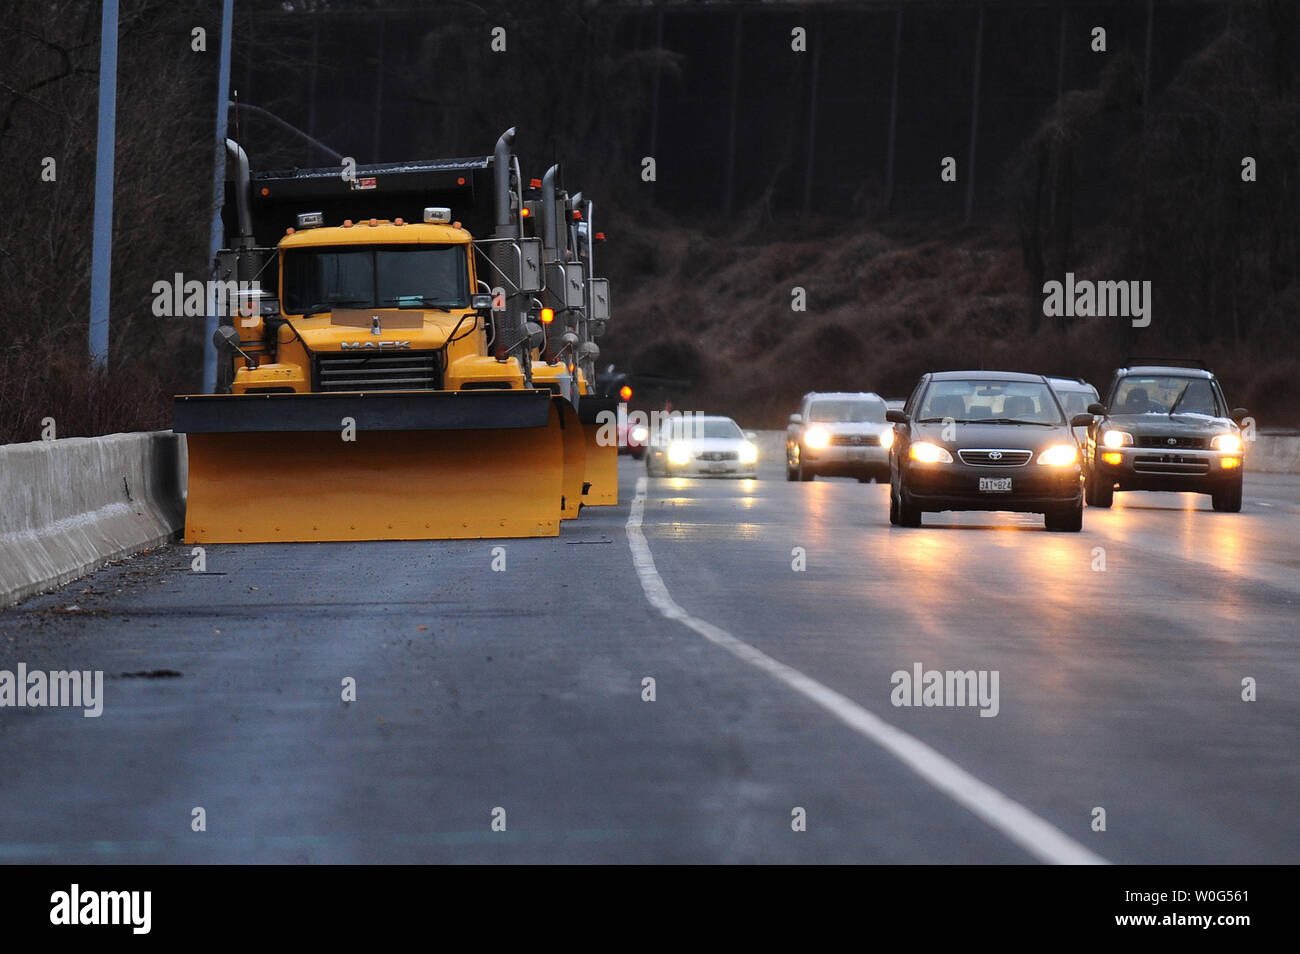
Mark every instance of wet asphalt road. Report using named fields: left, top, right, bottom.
left=1, top=452, right=1297, bottom=863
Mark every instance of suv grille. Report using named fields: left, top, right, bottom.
left=1136, top=435, right=1209, bottom=449
left=830, top=434, right=878, bottom=446
left=957, top=448, right=1033, bottom=467
left=1133, top=454, right=1211, bottom=475
left=315, top=352, right=441, bottom=391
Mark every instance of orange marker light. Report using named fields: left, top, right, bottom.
left=285, top=227, right=295, bottom=235
left=619, top=385, right=632, bottom=401
left=343, top=219, right=353, bottom=227
left=369, top=218, right=378, bottom=227
left=530, top=178, right=542, bottom=189
left=595, top=232, right=606, bottom=241
left=520, top=207, right=530, bottom=217
left=457, top=176, right=466, bottom=185
left=394, top=217, right=404, bottom=226
left=260, top=187, right=270, bottom=196
left=540, top=308, right=554, bottom=324
left=1221, top=456, right=1241, bottom=469
left=1102, top=452, right=1123, bottom=466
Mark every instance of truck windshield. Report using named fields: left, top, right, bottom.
left=282, top=244, right=469, bottom=315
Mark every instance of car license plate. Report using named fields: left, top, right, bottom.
left=705, top=465, right=730, bottom=474
left=979, top=477, right=1012, bottom=493
left=848, top=448, right=867, bottom=460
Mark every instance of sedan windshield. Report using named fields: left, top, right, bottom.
left=282, top=244, right=469, bottom=315
left=1110, top=376, right=1220, bottom=416
left=918, top=380, right=1064, bottom=424
left=808, top=399, right=886, bottom=423
left=672, top=419, right=743, bottom=441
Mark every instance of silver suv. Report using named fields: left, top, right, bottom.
left=786, top=391, right=892, bottom=482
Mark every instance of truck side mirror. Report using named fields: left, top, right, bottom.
left=1070, top=414, right=1095, bottom=428
left=1230, top=407, right=1249, bottom=423
left=788, top=413, right=802, bottom=425
left=886, top=409, right=908, bottom=425
left=1087, top=402, right=1106, bottom=416
left=470, top=293, right=494, bottom=312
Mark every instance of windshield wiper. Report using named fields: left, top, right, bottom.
left=979, top=418, right=1056, bottom=426
left=303, top=296, right=367, bottom=318
left=1167, top=383, right=1190, bottom=417
left=382, top=295, right=463, bottom=309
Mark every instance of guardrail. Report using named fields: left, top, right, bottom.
left=1, top=432, right=186, bottom=606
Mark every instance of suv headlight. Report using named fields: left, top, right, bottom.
left=667, top=442, right=691, bottom=466
left=1211, top=433, right=1241, bottom=453
left=909, top=441, right=952, bottom=464
left=739, top=441, right=758, bottom=465
left=1036, top=444, right=1078, bottom=466
left=804, top=426, right=830, bottom=449
left=879, top=429, right=895, bottom=449
left=1102, top=429, right=1134, bottom=449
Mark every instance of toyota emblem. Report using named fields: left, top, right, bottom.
left=1166, top=437, right=1177, bottom=446
left=988, top=451, right=1003, bottom=460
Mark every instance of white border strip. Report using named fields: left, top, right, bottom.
left=627, top=476, right=1107, bottom=865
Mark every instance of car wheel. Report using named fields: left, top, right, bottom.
left=798, top=458, right=814, bottom=481
left=1045, top=502, right=1083, bottom=532
left=895, top=478, right=922, bottom=527
left=1086, top=467, right=1113, bottom=508
left=889, top=482, right=900, bottom=525
left=1211, top=476, right=1243, bottom=512
left=630, top=447, right=646, bottom=461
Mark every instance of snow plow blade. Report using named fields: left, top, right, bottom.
left=554, top=397, right=587, bottom=520
left=174, top=390, right=564, bottom=542
left=578, top=396, right=619, bottom=507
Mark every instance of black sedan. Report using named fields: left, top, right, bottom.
left=886, top=371, right=1093, bottom=531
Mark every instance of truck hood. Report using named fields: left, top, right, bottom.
left=292, top=307, right=473, bottom=352
left=1101, top=411, right=1236, bottom=435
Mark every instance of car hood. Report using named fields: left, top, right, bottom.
left=657, top=437, right=749, bottom=453
left=910, top=421, right=1072, bottom=450
left=805, top=421, right=891, bottom=437
left=1101, top=412, right=1236, bottom=434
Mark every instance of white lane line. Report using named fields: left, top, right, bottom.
left=626, top=476, right=1107, bottom=866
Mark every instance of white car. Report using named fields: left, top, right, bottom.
left=645, top=416, right=758, bottom=478
left=786, top=391, right=893, bottom=482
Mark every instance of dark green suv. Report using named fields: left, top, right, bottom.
left=1082, top=365, right=1248, bottom=512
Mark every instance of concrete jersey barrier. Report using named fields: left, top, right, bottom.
left=0, top=432, right=186, bottom=607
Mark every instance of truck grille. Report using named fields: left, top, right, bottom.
left=1133, top=454, right=1210, bottom=475
left=957, top=448, right=1033, bottom=467
left=1136, top=435, right=1209, bottom=449
left=315, top=352, right=441, bottom=392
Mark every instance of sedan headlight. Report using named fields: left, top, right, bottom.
left=1036, top=444, right=1078, bottom=466
left=879, top=429, right=895, bottom=449
left=1211, top=433, right=1241, bottom=453
left=1102, top=429, right=1134, bottom=449
left=804, top=426, right=830, bottom=449
left=909, top=441, right=952, bottom=464
left=739, top=441, right=758, bottom=465
left=667, top=441, right=691, bottom=466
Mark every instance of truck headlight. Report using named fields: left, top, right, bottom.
left=739, top=441, right=758, bottom=465
left=1102, top=429, right=1134, bottom=449
left=879, top=429, right=895, bottom=449
left=804, top=426, right=830, bottom=449
left=667, top=442, right=691, bottom=466
left=909, top=441, right=952, bottom=464
left=1036, top=444, right=1078, bottom=466
left=1211, top=433, right=1241, bottom=453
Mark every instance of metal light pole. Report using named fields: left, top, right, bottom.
left=204, top=0, right=235, bottom=394
left=88, top=0, right=119, bottom=369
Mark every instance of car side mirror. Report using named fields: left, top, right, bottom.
left=1230, top=407, right=1249, bottom=423
left=1087, top=402, right=1106, bottom=416
left=886, top=409, right=908, bottom=425
left=470, top=292, right=494, bottom=312
left=1070, top=414, right=1095, bottom=428
left=745, top=431, right=757, bottom=441
left=789, top=414, right=802, bottom=425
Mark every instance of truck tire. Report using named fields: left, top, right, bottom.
left=1086, top=467, right=1113, bottom=508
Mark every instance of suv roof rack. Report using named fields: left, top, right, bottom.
left=1125, top=357, right=1209, bottom=370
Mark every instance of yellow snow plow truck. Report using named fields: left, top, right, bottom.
left=174, top=128, right=585, bottom=542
